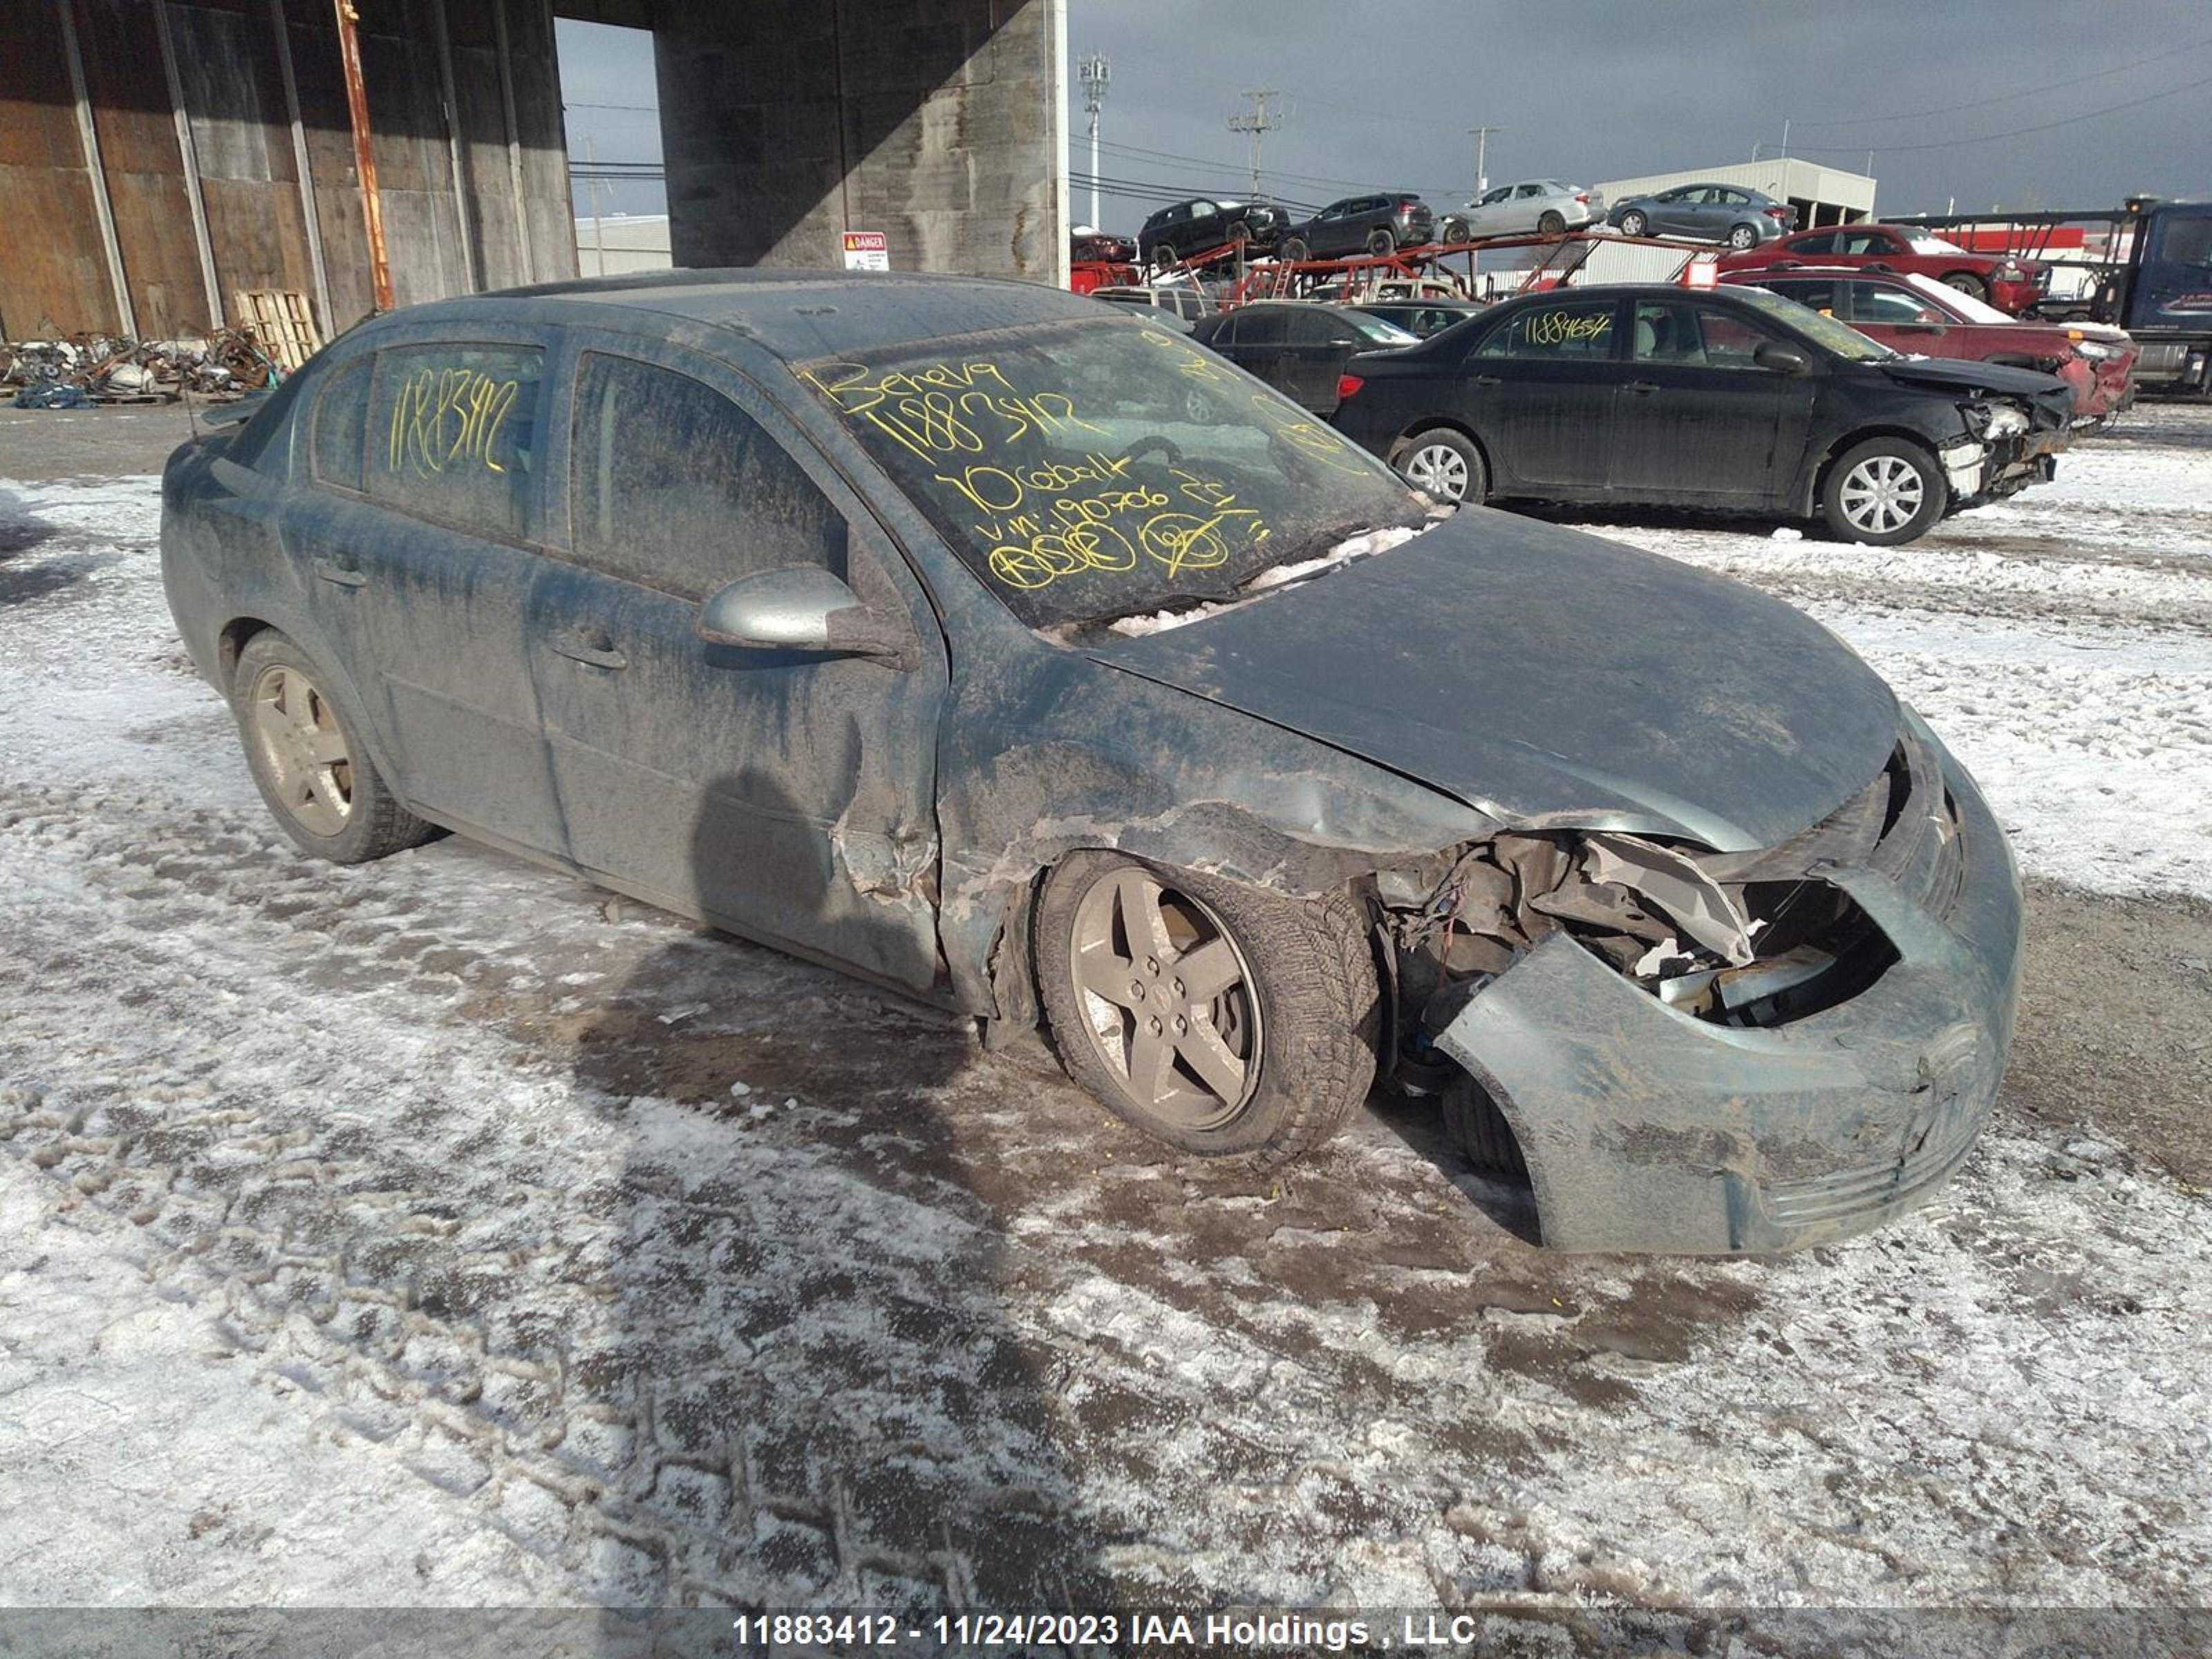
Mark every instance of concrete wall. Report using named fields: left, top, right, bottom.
left=0, top=0, right=577, bottom=341
left=651, top=0, right=1067, bottom=285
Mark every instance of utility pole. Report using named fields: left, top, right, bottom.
left=583, top=136, right=606, bottom=277
left=1468, top=125, right=1501, bottom=196
left=1226, top=88, right=1283, bottom=198
left=1078, top=55, right=1110, bottom=229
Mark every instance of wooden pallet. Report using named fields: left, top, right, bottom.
left=233, top=290, right=321, bottom=373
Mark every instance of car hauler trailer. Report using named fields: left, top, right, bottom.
left=1891, top=198, right=2212, bottom=395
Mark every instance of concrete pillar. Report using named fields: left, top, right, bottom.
left=652, top=0, right=1065, bottom=285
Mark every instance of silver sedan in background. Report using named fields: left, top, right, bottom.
left=1607, top=182, right=1797, bottom=247
left=1443, top=179, right=1604, bottom=242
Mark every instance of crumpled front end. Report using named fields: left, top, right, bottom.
left=1393, top=717, right=2023, bottom=1253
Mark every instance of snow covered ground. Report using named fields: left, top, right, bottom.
left=2, top=408, right=2209, bottom=1647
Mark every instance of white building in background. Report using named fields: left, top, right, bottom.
left=1595, top=158, right=1877, bottom=228
left=573, top=214, right=675, bottom=277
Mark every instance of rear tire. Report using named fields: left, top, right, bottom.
left=1035, top=852, right=1380, bottom=1168
left=232, top=630, right=436, bottom=864
left=1619, top=209, right=1649, bottom=237
left=1537, top=209, right=1566, bottom=235
left=1366, top=229, right=1396, bottom=257
left=1396, top=427, right=1486, bottom=505
left=1820, top=437, right=1945, bottom=545
left=1281, top=237, right=1311, bottom=263
left=1727, top=223, right=1760, bottom=250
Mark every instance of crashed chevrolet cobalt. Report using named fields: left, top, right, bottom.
left=159, top=271, right=2023, bottom=1254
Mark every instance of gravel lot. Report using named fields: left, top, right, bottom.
left=2, top=402, right=2209, bottom=1651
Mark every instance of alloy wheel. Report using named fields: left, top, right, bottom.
left=1068, top=868, right=1262, bottom=1130
left=249, top=663, right=354, bottom=836
left=1838, top=453, right=1925, bottom=537
left=1405, top=440, right=1470, bottom=500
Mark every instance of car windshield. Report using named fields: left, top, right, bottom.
left=795, top=318, right=1426, bottom=629
left=1905, top=233, right=1970, bottom=256
left=1730, top=285, right=1896, bottom=362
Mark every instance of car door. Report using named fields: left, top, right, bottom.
left=1646, top=187, right=1696, bottom=237
left=278, top=329, right=568, bottom=856
left=1216, top=306, right=1291, bottom=390
left=1508, top=182, right=1548, bottom=234
left=1837, top=279, right=1951, bottom=354
left=1460, top=294, right=1624, bottom=491
left=1278, top=309, right=1358, bottom=412
left=529, top=335, right=950, bottom=992
left=1465, top=184, right=1512, bottom=234
left=1183, top=200, right=1221, bottom=254
left=1608, top=297, right=1809, bottom=506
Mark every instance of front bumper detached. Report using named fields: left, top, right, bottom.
left=1434, top=721, right=2025, bottom=1254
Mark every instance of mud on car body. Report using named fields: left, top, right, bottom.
left=1332, top=283, right=2073, bottom=544
left=160, top=270, right=2023, bottom=1255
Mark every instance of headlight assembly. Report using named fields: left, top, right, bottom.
left=1964, top=401, right=2030, bottom=440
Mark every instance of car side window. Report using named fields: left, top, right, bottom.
left=1790, top=231, right=1838, bottom=256
left=1209, top=312, right=1239, bottom=346
left=1764, top=279, right=1838, bottom=314
left=1837, top=229, right=1890, bottom=256
left=1479, top=186, right=1511, bottom=205
left=1476, top=301, right=1617, bottom=359
left=1284, top=310, right=1341, bottom=345
left=308, top=356, right=373, bottom=491
left=1847, top=283, right=1945, bottom=325
left=1515, top=183, right=1543, bottom=199
left=1233, top=310, right=1291, bottom=346
left=1694, top=305, right=1783, bottom=368
left=569, top=353, right=843, bottom=599
left=366, top=343, right=543, bottom=540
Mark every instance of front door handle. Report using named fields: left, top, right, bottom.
left=549, top=629, right=628, bottom=671
left=312, top=556, right=367, bottom=588
left=1470, top=373, right=1502, bottom=387
left=1622, top=379, right=1660, bottom=395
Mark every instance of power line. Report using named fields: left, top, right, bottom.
left=1094, top=136, right=1453, bottom=198
left=1777, top=68, right=2212, bottom=154
left=1788, top=33, right=2212, bottom=128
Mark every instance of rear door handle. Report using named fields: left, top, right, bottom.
left=1622, top=379, right=1660, bottom=394
left=312, top=556, right=366, bottom=588
left=1470, top=373, right=1502, bottom=387
left=549, top=629, right=628, bottom=671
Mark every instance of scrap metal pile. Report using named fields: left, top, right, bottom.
left=2, top=326, right=279, bottom=407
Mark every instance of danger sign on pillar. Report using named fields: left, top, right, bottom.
left=841, top=231, right=890, bottom=272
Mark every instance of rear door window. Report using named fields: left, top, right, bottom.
left=1477, top=299, right=1618, bottom=359
left=308, top=356, right=373, bottom=491
left=367, top=344, right=543, bottom=539
left=568, top=353, right=843, bottom=599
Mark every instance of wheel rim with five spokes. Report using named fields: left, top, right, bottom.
left=1839, top=453, right=1926, bottom=536
left=250, top=663, right=354, bottom=836
left=1068, top=868, right=1262, bottom=1130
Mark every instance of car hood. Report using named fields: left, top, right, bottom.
left=1084, top=512, right=1902, bottom=852
left=1872, top=354, right=2068, bottom=400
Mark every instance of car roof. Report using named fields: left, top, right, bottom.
left=359, top=268, right=1107, bottom=362
left=1725, top=265, right=1907, bottom=283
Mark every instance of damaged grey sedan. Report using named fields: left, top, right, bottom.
left=160, top=271, right=2023, bottom=1253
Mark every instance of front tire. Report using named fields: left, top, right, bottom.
left=233, top=630, right=436, bottom=863
left=1619, top=209, right=1649, bottom=237
left=1821, top=437, right=1945, bottom=545
left=1396, top=427, right=1486, bottom=505
left=1944, top=271, right=1989, bottom=301
left=1035, top=852, right=1379, bottom=1167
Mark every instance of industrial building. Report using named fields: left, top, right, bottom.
left=0, top=0, right=1067, bottom=344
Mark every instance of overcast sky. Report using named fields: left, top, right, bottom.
left=559, top=3, right=2212, bottom=226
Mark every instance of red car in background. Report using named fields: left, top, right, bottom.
left=1718, top=222, right=2050, bottom=313
left=1721, top=266, right=2137, bottom=424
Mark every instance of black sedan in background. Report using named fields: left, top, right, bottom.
left=1329, top=284, right=2072, bottom=543
left=1192, top=301, right=1419, bottom=414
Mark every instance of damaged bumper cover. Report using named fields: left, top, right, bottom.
left=1433, top=719, right=2024, bottom=1254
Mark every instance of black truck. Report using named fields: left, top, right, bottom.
left=1892, top=197, right=2212, bottom=395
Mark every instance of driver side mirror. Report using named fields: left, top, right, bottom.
left=695, top=566, right=917, bottom=671
left=1753, top=341, right=1811, bottom=375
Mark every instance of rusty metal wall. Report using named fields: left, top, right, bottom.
left=0, top=0, right=577, bottom=341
